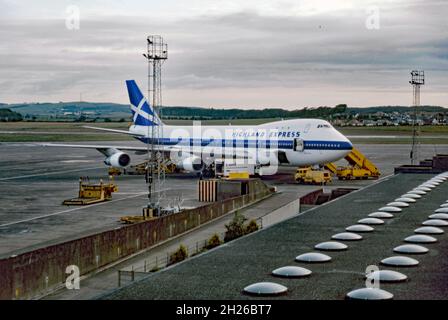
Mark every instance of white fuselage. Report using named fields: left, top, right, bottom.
left=128, top=118, right=352, bottom=167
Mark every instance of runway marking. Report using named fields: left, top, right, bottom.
left=0, top=188, right=172, bottom=228
left=0, top=166, right=103, bottom=181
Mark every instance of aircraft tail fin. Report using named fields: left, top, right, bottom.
left=125, top=80, right=162, bottom=126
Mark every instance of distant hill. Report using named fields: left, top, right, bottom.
left=0, top=102, right=446, bottom=120
left=1, top=102, right=129, bottom=118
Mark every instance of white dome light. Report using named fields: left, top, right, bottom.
left=378, top=206, right=402, bottom=213
left=346, top=288, right=393, bottom=300
left=295, top=252, right=332, bottom=263
left=358, top=218, right=384, bottom=225
left=414, top=226, right=444, bottom=235
left=368, top=212, right=394, bottom=219
left=393, top=244, right=429, bottom=254
left=272, top=266, right=312, bottom=278
left=346, top=224, right=374, bottom=233
left=331, top=232, right=363, bottom=241
left=429, top=213, right=448, bottom=220
left=314, top=241, right=348, bottom=251
left=395, top=197, right=416, bottom=203
left=422, top=219, right=448, bottom=227
left=386, top=202, right=409, bottom=208
left=366, top=270, right=407, bottom=283
left=381, top=256, right=419, bottom=267
left=243, top=282, right=288, bottom=296
left=404, top=235, right=437, bottom=244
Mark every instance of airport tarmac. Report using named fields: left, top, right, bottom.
left=0, top=142, right=447, bottom=259
left=0, top=142, right=198, bottom=257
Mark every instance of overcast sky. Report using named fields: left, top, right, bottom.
left=0, top=0, right=447, bottom=108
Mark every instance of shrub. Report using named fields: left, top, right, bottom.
left=205, top=233, right=222, bottom=250
left=169, top=244, right=188, bottom=265
left=245, top=219, right=259, bottom=234
left=224, top=211, right=247, bottom=242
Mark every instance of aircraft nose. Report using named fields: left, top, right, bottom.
left=336, top=130, right=352, bottom=151
left=346, top=138, right=353, bottom=151
left=332, top=127, right=353, bottom=153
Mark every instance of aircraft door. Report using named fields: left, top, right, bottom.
left=293, top=138, right=304, bottom=152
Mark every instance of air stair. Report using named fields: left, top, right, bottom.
left=324, top=147, right=380, bottom=180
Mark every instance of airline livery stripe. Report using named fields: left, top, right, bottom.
left=135, top=137, right=352, bottom=150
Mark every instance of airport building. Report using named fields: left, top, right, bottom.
left=103, top=172, right=448, bottom=300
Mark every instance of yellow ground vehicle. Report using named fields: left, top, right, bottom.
left=62, top=177, right=118, bottom=205
left=108, top=167, right=122, bottom=176
left=325, top=147, right=380, bottom=180
left=295, top=167, right=332, bottom=185
left=123, top=160, right=178, bottom=175
left=335, top=167, right=375, bottom=180
left=227, top=172, right=250, bottom=180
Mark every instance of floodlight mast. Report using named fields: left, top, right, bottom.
left=409, top=70, right=424, bottom=165
left=143, top=35, right=168, bottom=216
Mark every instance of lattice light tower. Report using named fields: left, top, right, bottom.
left=409, top=70, right=425, bottom=165
left=142, top=35, right=168, bottom=215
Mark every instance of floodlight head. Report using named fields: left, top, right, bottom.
left=410, top=70, right=425, bottom=85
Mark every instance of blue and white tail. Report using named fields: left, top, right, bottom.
left=126, top=80, right=162, bottom=126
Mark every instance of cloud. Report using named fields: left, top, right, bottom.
left=0, top=0, right=447, bottom=108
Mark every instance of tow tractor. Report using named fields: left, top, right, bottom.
left=295, top=167, right=332, bottom=185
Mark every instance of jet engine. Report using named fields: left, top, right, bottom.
left=104, top=152, right=131, bottom=168
left=176, top=155, right=204, bottom=172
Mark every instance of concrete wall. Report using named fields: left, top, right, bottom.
left=433, top=155, right=448, bottom=170
left=300, top=189, right=324, bottom=205
left=299, top=188, right=356, bottom=206
left=330, top=188, right=357, bottom=199
left=217, top=180, right=243, bottom=200
left=216, top=179, right=269, bottom=201
left=395, top=154, right=448, bottom=174
left=261, top=198, right=300, bottom=228
left=0, top=187, right=272, bottom=300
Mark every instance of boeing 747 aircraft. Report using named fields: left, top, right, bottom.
left=43, top=80, right=353, bottom=175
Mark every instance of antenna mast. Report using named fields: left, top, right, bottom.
left=409, top=70, right=425, bottom=165
left=142, top=35, right=168, bottom=215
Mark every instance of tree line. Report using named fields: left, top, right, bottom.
left=162, top=104, right=348, bottom=120
left=0, top=108, right=23, bottom=121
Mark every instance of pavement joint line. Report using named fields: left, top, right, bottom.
left=0, top=166, right=104, bottom=181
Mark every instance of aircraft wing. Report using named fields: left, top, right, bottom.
left=41, top=143, right=286, bottom=163
left=40, top=143, right=251, bottom=157
left=41, top=143, right=152, bottom=156
left=82, top=126, right=144, bottom=137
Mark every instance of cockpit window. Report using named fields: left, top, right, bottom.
left=317, top=124, right=331, bottom=128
